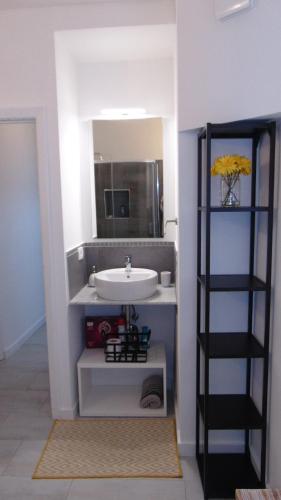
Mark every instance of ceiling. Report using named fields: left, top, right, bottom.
left=0, top=0, right=142, bottom=9
left=56, top=24, right=176, bottom=64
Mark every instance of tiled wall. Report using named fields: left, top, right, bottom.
left=67, top=241, right=175, bottom=299
left=94, top=162, right=163, bottom=238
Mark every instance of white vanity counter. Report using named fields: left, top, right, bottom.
left=70, top=284, right=177, bottom=306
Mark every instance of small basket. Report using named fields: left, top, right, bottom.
left=104, top=330, right=151, bottom=363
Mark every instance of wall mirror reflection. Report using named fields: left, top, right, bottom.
left=93, top=118, right=164, bottom=238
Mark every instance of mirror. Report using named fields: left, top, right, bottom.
left=92, top=118, right=167, bottom=239
left=94, top=160, right=163, bottom=238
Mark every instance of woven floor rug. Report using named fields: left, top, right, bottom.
left=236, top=491, right=281, bottom=500
left=33, top=418, right=182, bottom=479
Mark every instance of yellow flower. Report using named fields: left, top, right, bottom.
left=211, top=155, right=251, bottom=177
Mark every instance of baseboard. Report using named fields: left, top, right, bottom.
left=3, top=315, right=45, bottom=358
left=178, top=440, right=195, bottom=456
left=52, top=401, right=78, bottom=420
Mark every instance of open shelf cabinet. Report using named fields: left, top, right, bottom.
left=77, top=342, right=167, bottom=417
left=196, top=120, right=276, bottom=499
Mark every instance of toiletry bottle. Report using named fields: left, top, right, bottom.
left=141, top=326, right=150, bottom=347
left=88, top=266, right=96, bottom=287
left=117, top=317, right=126, bottom=346
left=129, top=323, right=139, bottom=347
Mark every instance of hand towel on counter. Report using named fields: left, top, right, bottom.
left=140, top=375, right=163, bottom=409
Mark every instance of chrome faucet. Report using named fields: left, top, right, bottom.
left=124, top=255, right=132, bottom=273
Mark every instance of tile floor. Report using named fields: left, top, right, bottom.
left=0, top=326, right=208, bottom=500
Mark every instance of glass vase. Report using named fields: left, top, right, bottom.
left=221, top=174, right=240, bottom=207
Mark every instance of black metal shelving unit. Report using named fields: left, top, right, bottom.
left=196, top=120, right=276, bottom=499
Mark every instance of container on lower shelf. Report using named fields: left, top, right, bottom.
left=104, top=329, right=151, bottom=363
left=77, top=342, right=167, bottom=417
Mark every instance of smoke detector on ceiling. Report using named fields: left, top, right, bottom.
left=214, top=0, right=254, bottom=19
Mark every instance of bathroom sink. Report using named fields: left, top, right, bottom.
left=95, top=268, right=158, bottom=301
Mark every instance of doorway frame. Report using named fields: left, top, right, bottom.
left=0, top=106, right=60, bottom=413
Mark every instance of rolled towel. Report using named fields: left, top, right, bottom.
left=140, top=375, right=163, bottom=409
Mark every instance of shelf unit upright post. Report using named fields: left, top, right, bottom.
left=245, top=132, right=258, bottom=458
left=261, top=122, right=276, bottom=482
left=196, top=120, right=276, bottom=499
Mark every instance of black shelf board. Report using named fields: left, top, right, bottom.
left=197, top=453, right=262, bottom=498
left=198, top=333, right=265, bottom=359
left=199, top=120, right=271, bottom=140
left=198, top=274, right=267, bottom=291
left=198, top=395, right=263, bottom=430
left=198, top=206, right=269, bottom=213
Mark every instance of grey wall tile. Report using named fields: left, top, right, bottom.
left=87, top=245, right=175, bottom=282
left=85, top=247, right=99, bottom=279
left=67, top=242, right=175, bottom=298
left=67, top=251, right=88, bottom=299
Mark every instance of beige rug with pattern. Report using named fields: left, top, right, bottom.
left=33, top=418, right=182, bottom=479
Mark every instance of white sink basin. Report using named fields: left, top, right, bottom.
left=95, top=268, right=158, bottom=301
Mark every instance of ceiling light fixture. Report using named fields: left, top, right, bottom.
left=99, top=108, right=148, bottom=120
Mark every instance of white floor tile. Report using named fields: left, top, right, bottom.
left=68, top=479, right=186, bottom=500
left=0, top=369, right=35, bottom=390
left=185, top=478, right=204, bottom=500
left=0, top=358, right=49, bottom=372
left=2, top=440, right=45, bottom=477
left=25, top=326, right=47, bottom=346
left=0, top=414, right=10, bottom=424
left=1, top=344, right=49, bottom=372
left=0, top=477, right=71, bottom=500
left=116, top=479, right=186, bottom=500
left=0, top=440, right=21, bottom=474
left=0, top=413, right=52, bottom=440
left=38, top=399, right=52, bottom=416
left=28, top=372, right=50, bottom=391
left=181, top=457, right=202, bottom=486
left=67, top=479, right=120, bottom=500
left=0, top=389, right=49, bottom=414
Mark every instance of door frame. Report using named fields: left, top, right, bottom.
left=0, top=107, right=62, bottom=413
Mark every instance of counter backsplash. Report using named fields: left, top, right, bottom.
left=67, top=241, right=176, bottom=300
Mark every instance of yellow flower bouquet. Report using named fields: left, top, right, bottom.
left=211, top=155, right=251, bottom=207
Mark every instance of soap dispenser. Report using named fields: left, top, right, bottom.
left=88, top=265, right=96, bottom=287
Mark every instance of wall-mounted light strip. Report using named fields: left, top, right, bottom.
left=97, top=108, right=149, bottom=120
left=101, top=108, right=146, bottom=117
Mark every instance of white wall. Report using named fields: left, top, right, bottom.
left=80, top=120, right=95, bottom=241
left=176, top=0, right=281, bottom=485
left=78, top=58, right=174, bottom=120
left=163, top=117, right=177, bottom=240
left=176, top=130, right=197, bottom=454
left=177, top=0, right=281, bottom=131
left=55, top=40, right=84, bottom=251
left=55, top=37, right=94, bottom=250
left=0, top=121, right=45, bottom=356
left=267, top=125, right=281, bottom=487
left=0, top=0, right=175, bottom=418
